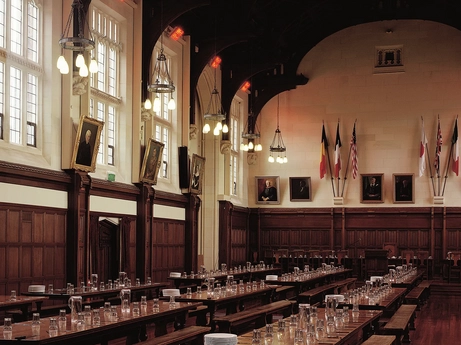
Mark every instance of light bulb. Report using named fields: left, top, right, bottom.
left=243, top=144, right=249, bottom=151
left=222, top=124, right=229, bottom=133
left=268, top=156, right=274, bottom=163
left=213, top=126, right=220, bottom=136
left=283, top=156, right=288, bottom=163
left=216, top=122, right=223, bottom=130
left=168, top=98, right=176, bottom=110
left=76, top=53, right=85, bottom=68
left=255, top=144, right=262, bottom=151
left=240, top=143, right=245, bottom=150
left=79, top=64, right=89, bottom=77
left=153, top=96, right=161, bottom=113
left=59, top=60, right=69, bottom=74
left=145, top=99, right=152, bottom=110
left=276, top=156, right=282, bottom=163
left=203, top=123, right=210, bottom=133
left=248, top=142, right=254, bottom=150
left=89, top=59, right=98, bottom=73
left=57, top=55, right=66, bottom=69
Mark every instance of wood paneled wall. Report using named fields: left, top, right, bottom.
left=218, top=205, right=461, bottom=276
left=0, top=205, right=67, bottom=295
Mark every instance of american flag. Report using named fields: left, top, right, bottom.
left=350, top=123, right=358, bottom=179
left=435, top=117, right=442, bottom=175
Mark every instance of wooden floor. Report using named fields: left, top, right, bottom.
left=411, top=291, right=461, bottom=345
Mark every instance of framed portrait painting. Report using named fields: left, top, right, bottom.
left=289, top=177, right=312, bottom=201
left=255, top=176, right=280, bottom=204
left=360, top=173, right=384, bottom=203
left=393, top=173, right=414, bottom=203
left=71, top=115, right=104, bottom=172
left=190, top=154, right=206, bottom=195
left=140, top=139, right=165, bottom=184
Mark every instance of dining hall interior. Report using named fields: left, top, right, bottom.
left=1, top=0, right=461, bottom=344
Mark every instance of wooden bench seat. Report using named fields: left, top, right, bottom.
left=144, top=326, right=211, bottom=345
left=274, top=285, right=297, bottom=301
left=297, top=283, right=337, bottom=305
left=213, top=300, right=293, bottom=334
left=404, top=286, right=425, bottom=310
left=362, top=334, right=396, bottom=345
left=334, top=277, right=357, bottom=293
left=382, top=304, right=417, bottom=345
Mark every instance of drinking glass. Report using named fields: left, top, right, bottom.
left=92, top=309, right=101, bottom=326
left=141, top=296, right=148, bottom=312
left=316, top=319, right=325, bottom=340
left=91, top=274, right=98, bottom=290
left=132, top=302, right=140, bottom=317
left=48, top=284, right=54, bottom=294
left=326, top=315, right=336, bottom=337
left=264, top=324, right=273, bottom=345
left=48, top=318, right=58, bottom=337
left=84, top=305, right=92, bottom=326
left=58, top=309, right=67, bottom=332
left=146, top=277, right=152, bottom=285
left=153, top=298, right=160, bottom=313
left=31, top=313, right=41, bottom=336
left=10, top=290, right=16, bottom=301
left=99, top=282, right=105, bottom=291
left=187, top=287, right=192, bottom=296
left=110, top=306, right=118, bottom=322
left=136, top=278, right=141, bottom=287
left=169, top=295, right=176, bottom=309
left=197, top=286, right=202, bottom=294
left=76, top=312, right=85, bottom=331
left=3, top=317, right=12, bottom=340
left=103, top=302, right=111, bottom=320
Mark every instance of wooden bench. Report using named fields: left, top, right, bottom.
left=382, top=304, right=417, bottom=345
left=404, top=286, right=425, bottom=310
left=213, top=300, right=293, bottom=334
left=334, top=277, right=357, bottom=293
left=297, top=283, right=337, bottom=305
left=274, top=285, right=297, bottom=301
left=362, top=334, right=396, bottom=345
left=418, top=280, right=431, bottom=304
left=144, top=325, right=211, bottom=345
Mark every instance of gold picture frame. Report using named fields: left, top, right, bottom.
left=360, top=173, right=384, bottom=203
left=190, top=154, right=206, bottom=195
left=140, top=138, right=165, bottom=185
left=289, top=177, right=312, bottom=201
left=71, top=115, right=104, bottom=172
left=255, top=176, right=280, bottom=204
left=393, top=173, right=414, bottom=204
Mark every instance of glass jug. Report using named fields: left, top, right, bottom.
left=68, top=296, right=82, bottom=324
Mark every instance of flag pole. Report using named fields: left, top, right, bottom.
left=324, top=125, right=335, bottom=197
left=441, top=143, right=453, bottom=196
left=425, top=142, right=436, bottom=197
left=336, top=120, right=340, bottom=197
left=341, top=119, right=356, bottom=197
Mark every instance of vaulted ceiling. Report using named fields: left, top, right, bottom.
left=141, top=0, right=461, bottom=124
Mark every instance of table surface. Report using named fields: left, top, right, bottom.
left=340, top=287, right=406, bottom=310
left=0, top=295, right=47, bottom=307
left=0, top=300, right=201, bottom=345
left=236, top=308, right=382, bottom=344
left=22, top=282, right=168, bottom=300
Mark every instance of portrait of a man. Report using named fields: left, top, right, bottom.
left=361, top=174, right=384, bottom=203
left=393, top=174, right=414, bottom=203
left=290, top=177, right=312, bottom=201
left=140, top=139, right=164, bottom=185
left=190, top=154, right=205, bottom=195
left=71, top=116, right=104, bottom=172
left=255, top=176, right=280, bottom=204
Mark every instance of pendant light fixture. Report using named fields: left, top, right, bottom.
left=57, top=0, right=98, bottom=76
left=268, top=94, right=287, bottom=163
left=145, top=0, right=175, bottom=111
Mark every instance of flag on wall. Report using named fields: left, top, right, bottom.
left=452, top=117, right=459, bottom=176
left=419, top=119, right=428, bottom=177
left=435, top=117, right=442, bottom=175
left=334, top=122, right=342, bottom=178
left=350, top=123, right=358, bottom=179
left=320, top=124, right=328, bottom=179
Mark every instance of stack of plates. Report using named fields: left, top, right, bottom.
left=324, top=294, right=345, bottom=303
left=28, top=285, right=46, bottom=293
left=370, top=276, right=383, bottom=282
left=162, top=289, right=180, bottom=297
left=170, top=272, right=181, bottom=278
left=266, top=275, right=278, bottom=281
left=204, top=333, right=238, bottom=345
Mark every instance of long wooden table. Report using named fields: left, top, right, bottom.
left=391, top=270, right=424, bottom=290
left=0, top=300, right=201, bottom=345
left=168, top=267, right=281, bottom=289
left=270, top=269, right=353, bottom=296
left=22, top=282, right=168, bottom=304
left=236, top=308, right=382, bottom=344
left=171, top=285, right=275, bottom=330
left=0, top=295, right=48, bottom=321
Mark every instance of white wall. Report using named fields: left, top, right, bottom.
left=249, top=20, right=461, bottom=207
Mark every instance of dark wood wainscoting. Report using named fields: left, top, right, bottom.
left=0, top=203, right=67, bottom=295
left=218, top=205, right=461, bottom=276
